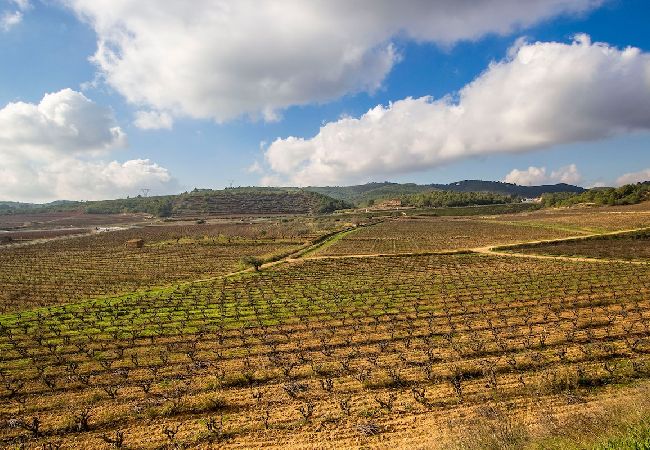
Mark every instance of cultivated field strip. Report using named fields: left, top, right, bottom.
left=1, top=254, right=650, bottom=448
left=492, top=205, right=650, bottom=233
left=317, top=218, right=578, bottom=256
left=504, top=228, right=650, bottom=261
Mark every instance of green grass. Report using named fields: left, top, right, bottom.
left=298, top=225, right=365, bottom=257
left=592, top=421, right=650, bottom=450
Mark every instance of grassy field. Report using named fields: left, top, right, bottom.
left=1, top=203, right=650, bottom=448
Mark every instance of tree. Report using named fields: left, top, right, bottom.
left=156, top=200, right=173, bottom=218
left=241, top=256, right=263, bottom=271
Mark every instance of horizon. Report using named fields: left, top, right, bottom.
left=1, top=1, right=650, bottom=202
left=0, top=178, right=594, bottom=205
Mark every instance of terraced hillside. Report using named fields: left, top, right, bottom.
left=0, top=189, right=351, bottom=219
left=170, top=189, right=348, bottom=217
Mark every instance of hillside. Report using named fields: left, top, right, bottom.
left=0, top=188, right=350, bottom=217
left=306, top=180, right=584, bottom=205
left=0, top=181, right=588, bottom=216
left=169, top=188, right=348, bottom=217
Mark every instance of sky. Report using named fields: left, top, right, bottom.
left=0, top=0, right=649, bottom=202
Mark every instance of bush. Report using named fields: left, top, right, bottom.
left=240, top=256, right=263, bottom=271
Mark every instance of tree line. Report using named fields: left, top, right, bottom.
left=542, top=182, right=650, bottom=207
left=399, top=191, right=518, bottom=208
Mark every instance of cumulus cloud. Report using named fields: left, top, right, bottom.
left=134, top=110, right=173, bottom=130
left=504, top=164, right=582, bottom=186
left=550, top=164, right=582, bottom=184
left=265, top=35, right=650, bottom=185
left=62, top=0, right=599, bottom=122
left=503, top=166, right=548, bottom=186
left=0, top=89, right=177, bottom=202
left=1, top=0, right=30, bottom=32
left=246, top=161, right=263, bottom=175
left=616, top=169, right=650, bottom=186
left=0, top=88, right=126, bottom=159
left=1, top=10, right=22, bottom=31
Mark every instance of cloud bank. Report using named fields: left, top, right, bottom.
left=265, top=35, right=650, bottom=185
left=63, top=0, right=598, bottom=122
left=504, top=164, right=582, bottom=186
left=617, top=169, right=650, bottom=186
left=0, top=89, right=176, bottom=202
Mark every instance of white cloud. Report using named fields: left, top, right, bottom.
left=616, top=169, right=650, bottom=186
left=246, top=161, right=263, bottom=174
left=265, top=35, right=650, bottom=185
left=1, top=10, right=22, bottom=31
left=11, top=0, right=31, bottom=11
left=504, top=166, right=549, bottom=186
left=0, top=89, right=177, bottom=202
left=504, top=164, right=582, bottom=186
left=62, top=0, right=599, bottom=122
left=0, top=88, right=126, bottom=159
left=550, top=164, right=582, bottom=184
left=134, top=110, right=173, bottom=130
left=1, top=0, right=30, bottom=32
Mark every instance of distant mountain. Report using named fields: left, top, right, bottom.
left=306, top=180, right=584, bottom=205
left=431, top=180, right=585, bottom=197
left=1, top=181, right=586, bottom=215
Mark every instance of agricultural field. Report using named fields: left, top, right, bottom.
left=315, top=217, right=578, bottom=256
left=0, top=219, right=341, bottom=313
left=504, top=229, right=650, bottom=261
left=491, top=202, right=650, bottom=233
left=0, top=212, right=152, bottom=230
left=1, top=254, right=650, bottom=448
left=0, top=228, right=91, bottom=245
left=1, top=204, right=650, bottom=449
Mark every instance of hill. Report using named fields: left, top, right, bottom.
left=168, top=188, right=349, bottom=216
left=306, top=180, right=584, bottom=205
left=0, top=188, right=350, bottom=217
left=0, top=200, right=77, bottom=213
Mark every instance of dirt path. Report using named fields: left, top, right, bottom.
left=472, top=246, right=650, bottom=265
left=186, top=224, right=370, bottom=284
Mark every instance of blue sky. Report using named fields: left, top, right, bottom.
left=1, top=0, right=649, bottom=201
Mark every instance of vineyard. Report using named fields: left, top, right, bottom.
left=504, top=229, right=650, bottom=261
left=0, top=213, right=151, bottom=231
left=1, top=254, right=650, bottom=448
left=0, top=220, right=341, bottom=313
left=492, top=202, right=650, bottom=233
left=0, top=204, right=649, bottom=448
left=316, top=217, right=577, bottom=256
